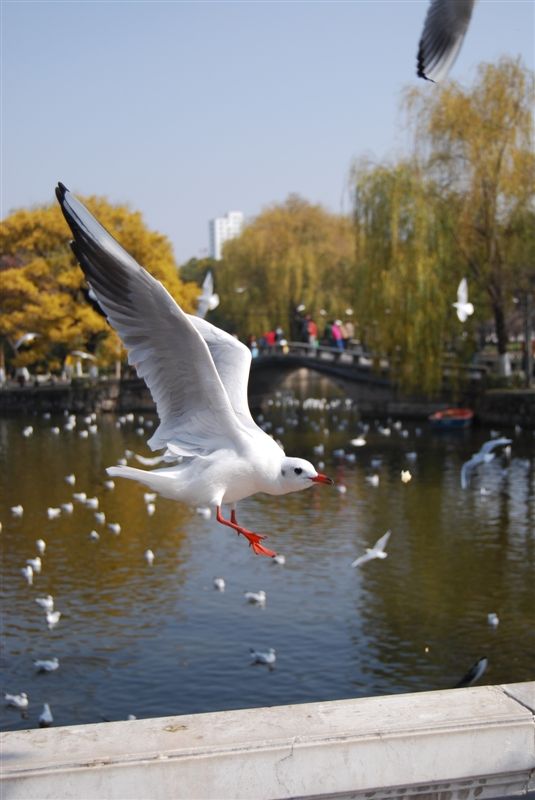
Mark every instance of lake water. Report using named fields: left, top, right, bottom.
left=1, top=388, right=534, bottom=732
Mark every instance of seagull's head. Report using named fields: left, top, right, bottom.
left=279, top=457, right=334, bottom=495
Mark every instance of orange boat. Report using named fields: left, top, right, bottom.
left=429, top=408, right=474, bottom=429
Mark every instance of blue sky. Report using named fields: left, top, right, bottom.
left=2, top=1, right=533, bottom=264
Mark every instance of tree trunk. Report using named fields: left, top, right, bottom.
left=493, top=301, right=511, bottom=377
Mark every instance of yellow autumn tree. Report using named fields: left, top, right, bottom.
left=406, top=57, right=535, bottom=375
left=0, top=195, right=198, bottom=373
left=218, top=195, right=355, bottom=339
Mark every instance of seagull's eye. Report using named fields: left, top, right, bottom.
left=294, top=467, right=303, bottom=475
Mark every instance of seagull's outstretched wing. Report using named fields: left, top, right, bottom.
left=417, top=0, right=476, bottom=83
left=479, top=437, right=512, bottom=456
left=187, top=315, right=256, bottom=429
left=56, top=183, right=243, bottom=455
left=374, top=530, right=391, bottom=552
left=351, top=551, right=374, bottom=568
left=457, top=278, right=468, bottom=305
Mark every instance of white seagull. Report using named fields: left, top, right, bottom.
left=34, top=657, right=59, bottom=673
left=4, top=692, right=29, bottom=710
left=351, top=530, right=391, bottom=568
left=35, top=595, right=54, bottom=612
left=460, top=437, right=512, bottom=489
left=39, top=703, right=54, bottom=727
left=46, top=610, right=61, bottom=630
left=453, top=278, right=475, bottom=323
left=36, top=539, right=46, bottom=555
left=244, top=590, right=266, bottom=606
left=250, top=647, right=276, bottom=667
left=56, top=184, right=333, bottom=558
left=196, top=270, right=220, bottom=319
left=213, top=576, right=226, bottom=591
left=144, top=549, right=155, bottom=565
left=417, top=0, right=476, bottom=83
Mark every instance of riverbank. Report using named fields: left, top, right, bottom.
left=1, top=377, right=534, bottom=428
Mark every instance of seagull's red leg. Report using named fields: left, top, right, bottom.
left=216, top=507, right=276, bottom=558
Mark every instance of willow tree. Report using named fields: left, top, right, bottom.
left=352, top=160, right=458, bottom=394
left=0, top=196, right=197, bottom=373
left=406, top=57, right=535, bottom=375
left=217, top=195, right=354, bottom=338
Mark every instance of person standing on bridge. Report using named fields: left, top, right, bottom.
left=331, top=321, right=344, bottom=350
left=305, top=315, right=318, bottom=349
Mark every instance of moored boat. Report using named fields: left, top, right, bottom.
left=429, top=408, right=474, bottom=429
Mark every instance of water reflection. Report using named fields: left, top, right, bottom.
left=1, top=395, right=534, bottom=732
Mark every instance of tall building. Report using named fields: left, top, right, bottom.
left=209, top=211, right=244, bottom=260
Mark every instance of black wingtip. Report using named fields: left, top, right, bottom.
left=55, top=182, right=69, bottom=204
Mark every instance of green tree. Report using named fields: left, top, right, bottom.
left=406, top=57, right=535, bottom=375
left=0, top=195, right=198, bottom=373
left=218, top=195, right=355, bottom=339
left=352, top=159, right=460, bottom=394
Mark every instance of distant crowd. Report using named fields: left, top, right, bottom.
left=246, top=312, right=356, bottom=358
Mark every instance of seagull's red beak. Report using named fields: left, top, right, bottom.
left=311, top=473, right=334, bottom=485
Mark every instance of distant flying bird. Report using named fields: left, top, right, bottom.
left=38, top=703, right=54, bottom=727
left=14, top=332, right=39, bottom=350
left=196, top=270, right=220, bottom=319
left=460, top=438, right=512, bottom=489
left=250, top=647, right=276, bottom=667
left=34, top=657, right=59, bottom=673
left=417, top=0, right=476, bottom=83
left=56, top=183, right=333, bottom=559
left=351, top=530, right=391, bottom=568
left=453, top=278, right=475, bottom=322
left=4, top=692, right=29, bottom=710
left=455, top=656, right=487, bottom=688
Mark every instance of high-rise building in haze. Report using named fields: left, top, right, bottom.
left=209, top=211, right=244, bottom=260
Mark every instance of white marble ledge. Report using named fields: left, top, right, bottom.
left=1, top=682, right=534, bottom=800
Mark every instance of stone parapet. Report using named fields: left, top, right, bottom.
left=1, top=683, right=534, bottom=799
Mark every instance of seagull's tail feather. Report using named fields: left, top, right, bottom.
left=106, top=465, right=178, bottom=497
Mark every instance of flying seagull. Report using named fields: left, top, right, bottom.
left=196, top=270, right=220, bottom=319
left=453, top=278, right=475, bottom=323
left=460, top=437, right=512, bottom=489
left=351, top=530, right=391, bottom=568
left=56, top=183, right=333, bottom=557
left=417, top=0, right=476, bottom=83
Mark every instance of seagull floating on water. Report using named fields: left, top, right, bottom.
left=34, top=657, right=59, bottom=673
left=351, top=530, right=391, bottom=568
left=144, top=549, right=155, bottom=565
left=46, top=610, right=61, bottom=630
left=11, top=505, right=24, bottom=518
left=4, top=692, right=29, bottom=710
left=35, top=595, right=54, bottom=612
left=21, top=565, right=33, bottom=585
left=56, top=183, right=333, bottom=558
left=453, top=278, right=475, bottom=323
left=244, top=590, right=266, bottom=606
left=36, top=539, right=46, bottom=555
left=417, top=0, right=476, bottom=83
left=26, top=557, right=42, bottom=574
left=213, top=577, right=226, bottom=591
left=250, top=647, right=276, bottom=667
left=39, top=703, right=54, bottom=727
